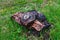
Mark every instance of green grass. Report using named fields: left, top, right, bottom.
left=0, top=0, right=60, bottom=40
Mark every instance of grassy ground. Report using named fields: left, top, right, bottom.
left=0, top=0, right=60, bottom=40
